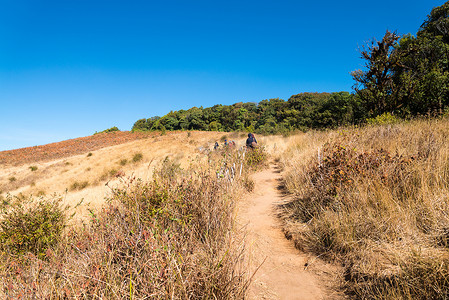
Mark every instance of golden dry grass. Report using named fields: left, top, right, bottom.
left=0, top=131, right=284, bottom=222
left=279, top=118, right=449, bottom=299
left=0, top=131, right=278, bottom=299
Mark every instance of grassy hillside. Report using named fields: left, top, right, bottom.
left=0, top=130, right=275, bottom=298
left=279, top=117, right=449, bottom=299
left=0, top=131, right=256, bottom=221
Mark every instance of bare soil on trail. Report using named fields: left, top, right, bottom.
left=239, top=164, right=345, bottom=300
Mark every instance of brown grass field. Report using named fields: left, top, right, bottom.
left=1, top=131, right=270, bottom=221
left=2, top=119, right=449, bottom=299
left=0, top=130, right=278, bottom=298
left=279, top=117, right=449, bottom=299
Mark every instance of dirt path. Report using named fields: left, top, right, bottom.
left=239, top=164, right=343, bottom=300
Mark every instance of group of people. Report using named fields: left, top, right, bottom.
left=213, top=133, right=258, bottom=151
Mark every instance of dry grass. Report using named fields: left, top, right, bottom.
left=0, top=140, right=266, bottom=298
left=0, top=131, right=254, bottom=221
left=0, top=130, right=284, bottom=298
left=279, top=118, right=449, bottom=299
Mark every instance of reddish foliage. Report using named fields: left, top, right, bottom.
left=0, top=131, right=157, bottom=166
left=312, top=143, right=418, bottom=200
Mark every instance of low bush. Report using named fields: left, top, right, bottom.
left=245, top=146, right=268, bottom=170
left=94, top=126, right=120, bottom=135
left=132, top=153, right=143, bottom=163
left=0, top=195, right=66, bottom=258
left=366, top=112, right=402, bottom=125
left=70, top=181, right=89, bottom=191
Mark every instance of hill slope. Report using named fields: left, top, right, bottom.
left=0, top=131, right=261, bottom=221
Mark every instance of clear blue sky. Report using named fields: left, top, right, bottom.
left=0, top=0, right=446, bottom=151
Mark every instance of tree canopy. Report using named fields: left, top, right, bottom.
left=132, top=92, right=358, bottom=134
left=352, top=1, right=449, bottom=117
left=134, top=2, right=449, bottom=134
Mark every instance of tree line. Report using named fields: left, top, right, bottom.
left=133, top=2, right=449, bottom=134
left=132, top=92, right=362, bottom=134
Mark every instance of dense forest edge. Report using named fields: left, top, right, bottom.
left=132, top=2, right=449, bottom=134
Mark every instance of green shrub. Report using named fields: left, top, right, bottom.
left=70, top=181, right=89, bottom=191
left=132, top=153, right=143, bottom=163
left=29, top=166, right=38, bottom=172
left=366, top=112, right=401, bottom=125
left=119, top=158, right=128, bottom=166
left=245, top=146, right=268, bottom=169
left=0, top=195, right=66, bottom=258
left=99, top=168, right=120, bottom=181
left=94, top=126, right=120, bottom=135
left=8, top=177, right=16, bottom=183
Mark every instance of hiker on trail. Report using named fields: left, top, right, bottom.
left=246, top=133, right=258, bottom=149
left=224, top=139, right=228, bottom=147
left=214, top=141, right=219, bottom=150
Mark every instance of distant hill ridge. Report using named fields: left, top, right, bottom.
left=0, top=131, right=156, bottom=166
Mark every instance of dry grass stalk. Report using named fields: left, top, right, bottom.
left=279, top=118, right=449, bottom=299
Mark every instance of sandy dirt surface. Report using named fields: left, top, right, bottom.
left=239, top=163, right=344, bottom=300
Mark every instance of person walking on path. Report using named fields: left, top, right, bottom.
left=246, top=133, right=258, bottom=149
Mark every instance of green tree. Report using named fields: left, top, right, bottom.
left=351, top=30, right=402, bottom=117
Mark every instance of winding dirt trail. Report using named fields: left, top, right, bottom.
left=239, top=164, right=343, bottom=300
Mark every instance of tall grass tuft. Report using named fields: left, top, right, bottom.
left=279, top=118, right=449, bottom=299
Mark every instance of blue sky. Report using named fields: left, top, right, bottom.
left=0, top=0, right=446, bottom=151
